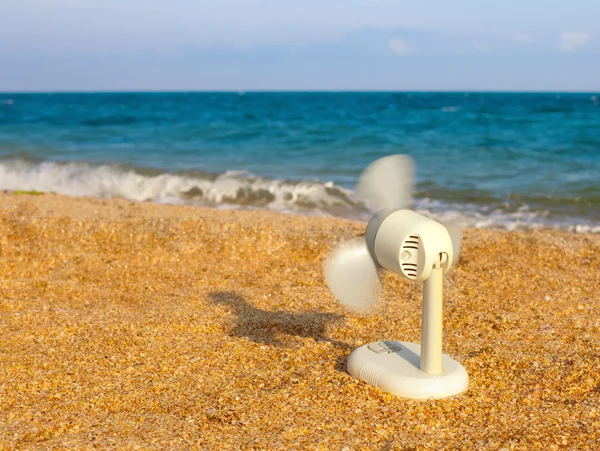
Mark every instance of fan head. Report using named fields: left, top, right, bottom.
left=324, top=154, right=462, bottom=312
left=365, top=209, right=454, bottom=282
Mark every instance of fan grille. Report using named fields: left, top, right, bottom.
left=401, top=235, right=420, bottom=279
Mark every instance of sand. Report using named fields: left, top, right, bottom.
left=0, top=192, right=599, bottom=450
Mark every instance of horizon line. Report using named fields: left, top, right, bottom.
left=1, top=89, right=599, bottom=95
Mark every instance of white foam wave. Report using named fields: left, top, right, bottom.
left=415, top=198, right=600, bottom=234
left=1, top=158, right=598, bottom=233
left=0, top=159, right=363, bottom=217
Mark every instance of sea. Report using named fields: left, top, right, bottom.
left=0, top=92, right=598, bottom=232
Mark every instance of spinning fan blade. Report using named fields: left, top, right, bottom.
left=442, top=221, right=464, bottom=266
left=323, top=238, right=380, bottom=312
left=357, top=154, right=415, bottom=212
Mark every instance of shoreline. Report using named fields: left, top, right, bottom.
left=1, top=192, right=599, bottom=449
left=2, top=188, right=599, bottom=235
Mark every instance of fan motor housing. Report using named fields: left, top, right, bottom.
left=365, top=209, right=453, bottom=282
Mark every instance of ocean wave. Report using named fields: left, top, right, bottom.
left=82, top=115, right=140, bottom=126
left=0, top=158, right=366, bottom=218
left=0, top=158, right=598, bottom=233
left=417, top=202, right=600, bottom=234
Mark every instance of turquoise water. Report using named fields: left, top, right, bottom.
left=0, top=92, right=598, bottom=231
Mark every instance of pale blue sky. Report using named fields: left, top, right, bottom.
left=1, top=0, right=599, bottom=91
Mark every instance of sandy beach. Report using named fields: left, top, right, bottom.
left=0, top=192, right=598, bottom=450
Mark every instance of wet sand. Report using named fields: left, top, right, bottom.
left=0, top=193, right=599, bottom=450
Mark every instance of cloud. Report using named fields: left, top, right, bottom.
left=558, top=32, right=591, bottom=51
left=388, top=38, right=414, bottom=55
left=513, top=33, right=531, bottom=43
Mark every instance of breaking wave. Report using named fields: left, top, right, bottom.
left=0, top=158, right=367, bottom=218
left=0, top=157, right=598, bottom=233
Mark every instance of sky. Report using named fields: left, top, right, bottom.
left=1, top=0, right=599, bottom=92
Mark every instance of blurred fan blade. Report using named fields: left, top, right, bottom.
left=356, top=154, right=415, bottom=212
left=323, top=238, right=380, bottom=312
left=443, top=221, right=464, bottom=266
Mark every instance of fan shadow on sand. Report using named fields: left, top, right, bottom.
left=208, top=291, right=353, bottom=352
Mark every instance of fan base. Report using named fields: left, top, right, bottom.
left=347, top=340, right=468, bottom=400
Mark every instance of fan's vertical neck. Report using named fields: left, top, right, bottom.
left=420, top=265, right=444, bottom=375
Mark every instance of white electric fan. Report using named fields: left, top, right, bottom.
left=324, top=155, right=468, bottom=400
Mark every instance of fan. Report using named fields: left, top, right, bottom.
left=323, top=155, right=468, bottom=400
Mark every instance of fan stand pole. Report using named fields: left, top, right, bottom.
left=420, top=265, right=443, bottom=375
